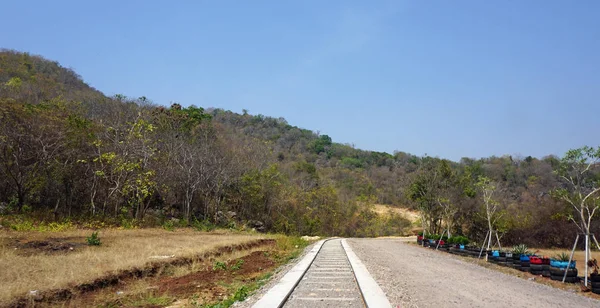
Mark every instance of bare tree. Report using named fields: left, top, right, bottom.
left=553, top=146, right=600, bottom=286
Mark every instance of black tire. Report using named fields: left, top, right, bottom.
left=550, top=275, right=578, bottom=283
left=530, top=264, right=543, bottom=271
left=542, top=271, right=551, bottom=277
left=592, top=287, right=600, bottom=295
left=520, top=261, right=530, bottom=267
left=549, top=267, right=578, bottom=277
left=519, top=266, right=530, bottom=272
left=591, top=281, right=600, bottom=289
left=591, top=274, right=600, bottom=282
left=530, top=270, right=543, bottom=275
left=541, top=265, right=550, bottom=271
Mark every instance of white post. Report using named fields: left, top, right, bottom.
left=563, top=234, right=579, bottom=283
left=585, top=234, right=589, bottom=287
left=495, top=231, right=502, bottom=251
left=480, top=230, right=490, bottom=260
left=435, top=229, right=444, bottom=250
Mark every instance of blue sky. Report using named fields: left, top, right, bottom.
left=2, top=1, right=599, bottom=161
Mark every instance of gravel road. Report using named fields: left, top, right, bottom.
left=347, top=238, right=600, bottom=308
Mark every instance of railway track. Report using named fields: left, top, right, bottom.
left=253, top=238, right=391, bottom=308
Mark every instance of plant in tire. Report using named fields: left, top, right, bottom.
left=589, top=259, right=600, bottom=294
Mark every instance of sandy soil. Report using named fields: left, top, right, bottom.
left=347, top=238, right=600, bottom=308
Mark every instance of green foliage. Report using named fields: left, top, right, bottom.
left=309, top=134, right=332, bottom=154
left=192, top=219, right=216, bottom=232
left=162, top=220, right=175, bottom=231
left=86, top=231, right=101, bottom=246
left=230, top=259, right=244, bottom=271
left=2, top=50, right=600, bottom=248
left=5, top=77, right=22, bottom=89
left=8, top=217, right=74, bottom=232
left=340, top=157, right=364, bottom=169
left=231, top=286, right=249, bottom=302
left=512, top=244, right=530, bottom=255
left=447, top=236, right=469, bottom=245
left=553, top=252, right=571, bottom=261
left=275, top=236, right=309, bottom=252
left=213, top=261, right=227, bottom=271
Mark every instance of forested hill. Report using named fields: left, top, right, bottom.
left=1, top=50, right=598, bottom=246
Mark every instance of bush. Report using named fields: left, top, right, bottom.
left=86, top=231, right=101, bottom=246
left=162, top=220, right=175, bottom=231
left=447, top=235, right=469, bottom=245
left=192, top=218, right=216, bottom=232
left=427, top=234, right=449, bottom=241
left=553, top=252, right=570, bottom=261
left=230, top=259, right=244, bottom=271
left=512, top=244, right=530, bottom=255
left=213, top=261, right=227, bottom=271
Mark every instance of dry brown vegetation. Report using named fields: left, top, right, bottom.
left=0, top=228, right=265, bottom=306
left=372, top=204, right=419, bottom=222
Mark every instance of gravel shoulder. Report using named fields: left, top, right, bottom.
left=347, top=238, right=600, bottom=308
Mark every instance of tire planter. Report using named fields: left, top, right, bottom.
left=530, top=264, right=543, bottom=271
left=590, top=274, right=600, bottom=283
left=550, top=275, right=579, bottom=283
left=550, top=259, right=576, bottom=269
left=542, top=265, right=551, bottom=277
left=549, top=266, right=578, bottom=277
left=497, top=256, right=508, bottom=266
left=511, top=255, right=521, bottom=269
left=530, top=264, right=543, bottom=275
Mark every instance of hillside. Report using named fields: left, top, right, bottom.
left=1, top=50, right=598, bottom=245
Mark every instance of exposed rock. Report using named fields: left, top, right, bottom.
left=247, top=220, right=266, bottom=233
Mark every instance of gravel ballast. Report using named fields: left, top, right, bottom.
left=347, top=238, right=600, bottom=308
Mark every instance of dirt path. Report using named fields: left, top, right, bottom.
left=347, top=238, right=600, bottom=308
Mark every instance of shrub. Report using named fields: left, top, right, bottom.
left=86, top=231, right=101, bottom=246
left=512, top=244, right=530, bottom=255
left=447, top=235, right=469, bottom=245
left=230, top=259, right=244, bottom=271
left=553, top=252, right=570, bottom=261
left=162, top=220, right=175, bottom=231
left=192, top=218, right=216, bottom=232
left=213, top=261, right=227, bottom=271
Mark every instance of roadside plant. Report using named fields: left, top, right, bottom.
left=588, top=259, right=598, bottom=275
left=230, top=259, right=244, bottom=271
left=512, top=244, right=530, bottom=256
left=213, top=261, right=227, bottom=271
left=86, top=231, right=101, bottom=246
left=553, top=252, right=571, bottom=262
left=447, top=235, right=469, bottom=245
left=162, top=220, right=175, bottom=231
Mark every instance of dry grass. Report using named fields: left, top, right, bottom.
left=0, top=228, right=263, bottom=305
left=372, top=204, right=420, bottom=222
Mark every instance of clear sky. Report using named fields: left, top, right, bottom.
left=2, top=0, right=598, bottom=161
